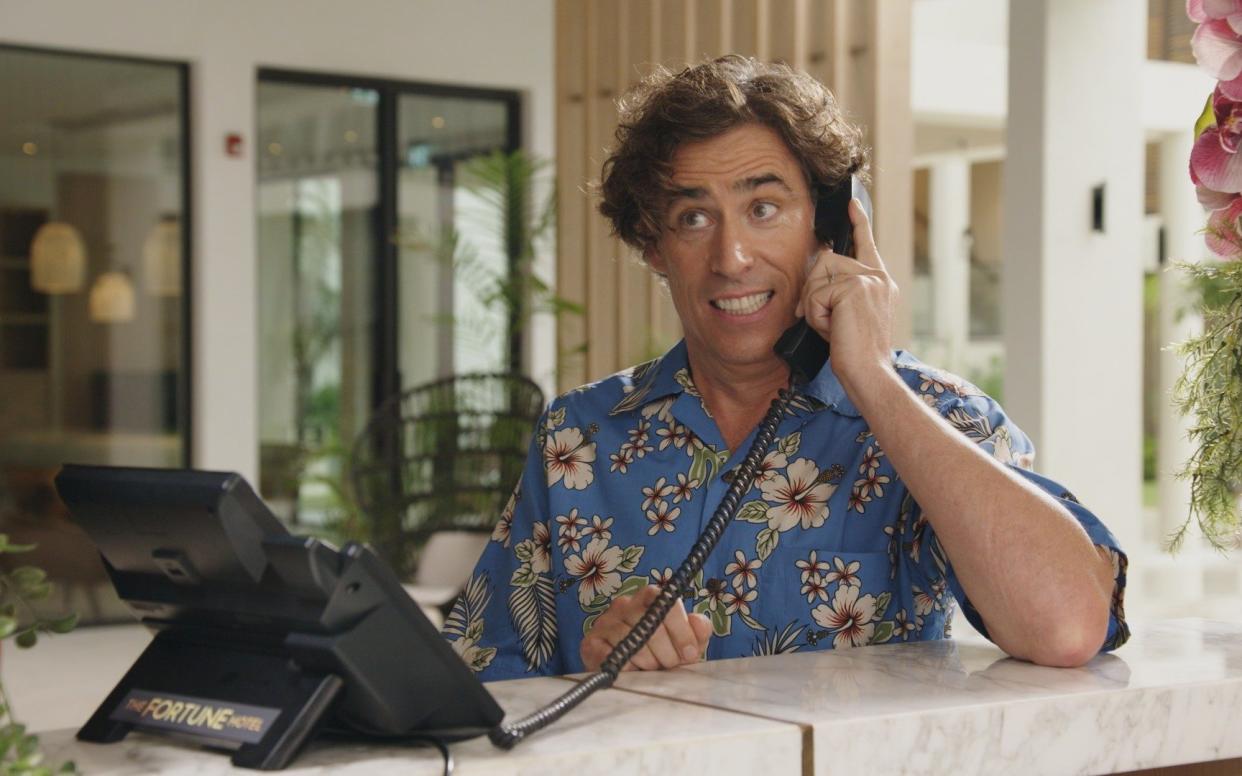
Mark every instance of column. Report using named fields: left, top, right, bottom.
left=1003, top=0, right=1145, bottom=552
left=928, top=157, right=972, bottom=368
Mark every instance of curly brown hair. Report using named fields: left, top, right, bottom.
left=598, top=55, right=869, bottom=254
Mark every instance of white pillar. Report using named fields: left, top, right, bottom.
left=928, top=157, right=972, bottom=370
left=1003, top=0, right=1145, bottom=553
left=1157, top=131, right=1204, bottom=546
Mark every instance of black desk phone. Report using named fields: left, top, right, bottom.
left=773, top=174, right=874, bottom=383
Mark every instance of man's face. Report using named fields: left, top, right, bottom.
left=647, top=123, right=820, bottom=377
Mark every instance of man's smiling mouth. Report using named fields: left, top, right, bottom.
left=710, top=291, right=774, bottom=315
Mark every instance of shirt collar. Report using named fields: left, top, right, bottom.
left=610, top=340, right=917, bottom=420
left=799, top=349, right=922, bottom=419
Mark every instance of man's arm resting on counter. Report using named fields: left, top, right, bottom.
left=846, top=363, right=1116, bottom=667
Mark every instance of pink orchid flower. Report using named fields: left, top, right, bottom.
left=1191, top=17, right=1242, bottom=99
left=1188, top=0, right=1242, bottom=24
left=1190, top=87, right=1242, bottom=197
left=1204, top=195, right=1242, bottom=259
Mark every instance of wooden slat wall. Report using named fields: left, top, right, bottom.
left=555, top=0, right=913, bottom=392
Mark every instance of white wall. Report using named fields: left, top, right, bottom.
left=0, top=0, right=556, bottom=482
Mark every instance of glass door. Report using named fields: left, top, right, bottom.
left=256, top=73, right=518, bottom=527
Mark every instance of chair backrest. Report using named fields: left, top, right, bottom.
left=350, top=372, right=544, bottom=579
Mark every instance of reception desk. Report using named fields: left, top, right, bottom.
left=39, top=619, right=1242, bottom=774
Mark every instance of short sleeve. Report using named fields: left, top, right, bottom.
left=900, top=390, right=1130, bottom=654
left=441, top=410, right=565, bottom=680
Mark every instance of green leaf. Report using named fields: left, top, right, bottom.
left=513, top=540, right=534, bottom=563
left=510, top=565, right=537, bottom=588
left=48, top=613, right=78, bottom=635
left=755, top=528, right=779, bottom=561
left=24, top=582, right=51, bottom=602
left=9, top=567, right=46, bottom=587
left=0, top=617, right=14, bottom=639
left=546, top=406, right=566, bottom=429
left=692, top=598, right=711, bottom=616
left=583, top=611, right=601, bottom=635
left=469, top=647, right=497, bottom=672
left=614, top=575, right=648, bottom=600
left=779, top=431, right=802, bottom=457
left=874, top=591, right=892, bottom=618
left=465, top=619, right=484, bottom=643
left=734, top=500, right=770, bottom=523
left=616, top=546, right=644, bottom=574
left=739, top=612, right=766, bottom=632
left=1194, top=90, right=1215, bottom=141
left=872, top=621, right=894, bottom=645
left=709, top=605, right=731, bottom=637
left=15, top=629, right=37, bottom=648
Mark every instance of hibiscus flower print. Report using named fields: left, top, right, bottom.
left=564, top=537, right=625, bottom=607
left=646, top=501, right=681, bottom=535
left=492, top=486, right=518, bottom=547
left=529, top=521, right=552, bottom=574
left=724, top=550, right=762, bottom=589
left=761, top=458, right=834, bottom=531
left=824, top=556, right=861, bottom=588
left=755, top=450, right=789, bottom=485
left=544, top=427, right=597, bottom=490
left=811, top=585, right=879, bottom=649
left=912, top=584, right=938, bottom=616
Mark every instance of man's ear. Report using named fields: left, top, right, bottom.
left=644, top=246, right=668, bottom=276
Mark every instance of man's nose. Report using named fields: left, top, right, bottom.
left=710, top=217, right=755, bottom=277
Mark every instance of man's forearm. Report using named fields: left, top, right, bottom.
left=844, top=364, right=1114, bottom=666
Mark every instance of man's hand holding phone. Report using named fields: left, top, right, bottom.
left=797, top=197, right=898, bottom=401
left=580, top=584, right=712, bottom=671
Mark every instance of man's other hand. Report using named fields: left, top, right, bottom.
left=580, top=584, right=712, bottom=671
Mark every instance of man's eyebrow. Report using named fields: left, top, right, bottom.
left=668, top=174, right=793, bottom=202
left=735, top=173, right=793, bottom=193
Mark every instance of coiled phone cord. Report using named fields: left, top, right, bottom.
left=488, top=388, right=794, bottom=750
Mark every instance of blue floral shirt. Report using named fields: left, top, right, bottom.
left=443, top=341, right=1130, bottom=680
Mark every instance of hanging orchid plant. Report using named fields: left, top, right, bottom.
left=1172, top=0, right=1242, bottom=549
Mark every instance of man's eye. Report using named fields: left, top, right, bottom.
left=752, top=202, right=778, bottom=220
left=678, top=210, right=710, bottom=229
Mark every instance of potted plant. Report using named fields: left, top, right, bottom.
left=1173, top=0, right=1242, bottom=549
left=0, top=532, right=78, bottom=774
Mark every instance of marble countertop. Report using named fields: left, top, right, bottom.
left=35, top=619, right=1242, bottom=775
left=611, top=618, right=1242, bottom=774
left=39, top=674, right=802, bottom=775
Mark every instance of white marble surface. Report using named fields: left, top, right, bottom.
left=611, top=618, right=1242, bottom=775
left=38, top=674, right=803, bottom=775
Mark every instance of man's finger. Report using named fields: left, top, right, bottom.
left=659, top=596, right=702, bottom=663
left=689, top=612, right=713, bottom=656
left=849, top=198, right=885, bottom=271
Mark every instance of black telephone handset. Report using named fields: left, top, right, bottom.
left=773, top=175, right=873, bottom=383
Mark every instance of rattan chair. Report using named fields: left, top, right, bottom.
left=350, top=372, right=545, bottom=582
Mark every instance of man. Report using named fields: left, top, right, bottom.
left=443, top=56, right=1128, bottom=680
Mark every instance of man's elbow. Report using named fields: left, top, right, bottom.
left=1026, top=607, right=1110, bottom=668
